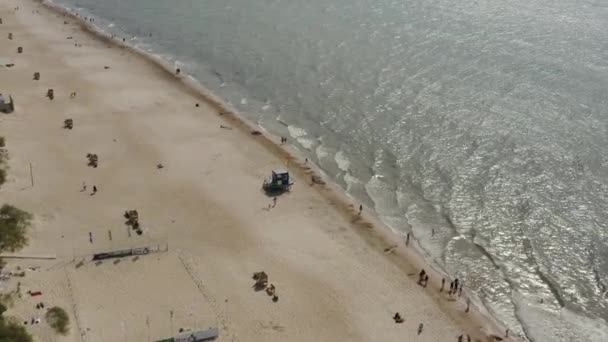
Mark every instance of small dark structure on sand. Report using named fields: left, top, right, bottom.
left=252, top=271, right=268, bottom=290
left=0, top=94, right=15, bottom=113
left=262, top=168, right=294, bottom=194
left=33, top=72, right=40, bottom=80
left=63, top=118, right=73, bottom=129
left=86, top=153, right=98, bottom=167
left=46, top=88, right=54, bottom=100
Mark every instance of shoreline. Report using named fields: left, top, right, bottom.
left=3, top=0, right=519, bottom=340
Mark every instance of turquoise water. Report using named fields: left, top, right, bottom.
left=52, top=0, right=608, bottom=340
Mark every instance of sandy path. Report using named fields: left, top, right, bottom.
left=0, top=1, right=512, bottom=341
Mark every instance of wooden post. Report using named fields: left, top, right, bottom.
left=169, top=310, right=174, bottom=336
left=29, top=162, right=33, bottom=187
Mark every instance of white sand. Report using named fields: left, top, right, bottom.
left=0, top=0, right=516, bottom=341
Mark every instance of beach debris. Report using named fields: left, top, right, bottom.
left=0, top=18, right=3, bottom=24
left=156, top=163, right=164, bottom=169
left=5, top=63, right=14, bottom=68
left=104, top=66, right=110, bottom=69
left=220, top=125, right=232, bottom=130
left=272, top=295, right=279, bottom=302
left=66, top=36, right=73, bottom=39
left=263, top=168, right=294, bottom=194
left=8, top=33, right=12, bottom=40
left=63, top=118, right=73, bottom=129
left=383, top=245, right=397, bottom=254
left=250, top=130, right=262, bottom=136
left=0, top=93, right=15, bottom=113
left=311, top=175, right=325, bottom=185
left=86, top=153, right=98, bottom=167
left=124, top=210, right=142, bottom=235
left=33, top=72, right=40, bottom=80
left=46, top=89, right=54, bottom=100
left=28, top=291, right=42, bottom=297
left=195, top=103, right=199, bottom=107
left=176, top=68, right=181, bottom=75
left=252, top=271, right=268, bottom=290
left=17, top=46, right=23, bottom=54
left=393, top=312, right=404, bottom=324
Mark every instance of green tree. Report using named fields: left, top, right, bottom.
left=0, top=205, right=31, bottom=253
left=45, top=307, right=70, bottom=335
left=0, top=318, right=33, bottom=342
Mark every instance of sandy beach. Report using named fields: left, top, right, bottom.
left=0, top=0, right=516, bottom=341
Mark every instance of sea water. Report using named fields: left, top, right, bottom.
left=50, top=0, right=608, bottom=340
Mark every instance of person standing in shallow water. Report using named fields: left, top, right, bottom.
left=440, top=278, right=445, bottom=292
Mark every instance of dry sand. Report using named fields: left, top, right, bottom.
left=0, top=0, right=517, bottom=341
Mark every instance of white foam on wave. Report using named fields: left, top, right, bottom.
left=315, top=143, right=332, bottom=160
left=334, top=150, right=351, bottom=172
left=343, top=172, right=360, bottom=193
left=286, top=125, right=315, bottom=150
left=287, top=125, right=307, bottom=138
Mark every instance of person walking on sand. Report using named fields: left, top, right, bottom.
left=92, top=185, right=97, bottom=194
left=423, top=275, right=429, bottom=288
left=406, top=232, right=410, bottom=246
left=458, top=334, right=463, bottom=342
left=458, top=284, right=463, bottom=297
left=272, top=197, right=277, bottom=208
left=417, top=323, right=424, bottom=335
left=465, top=298, right=470, bottom=313
left=467, top=334, right=471, bottom=342
left=449, top=281, right=454, bottom=295
left=358, top=204, right=363, bottom=215
left=440, top=278, right=445, bottom=292
left=81, top=182, right=87, bottom=192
